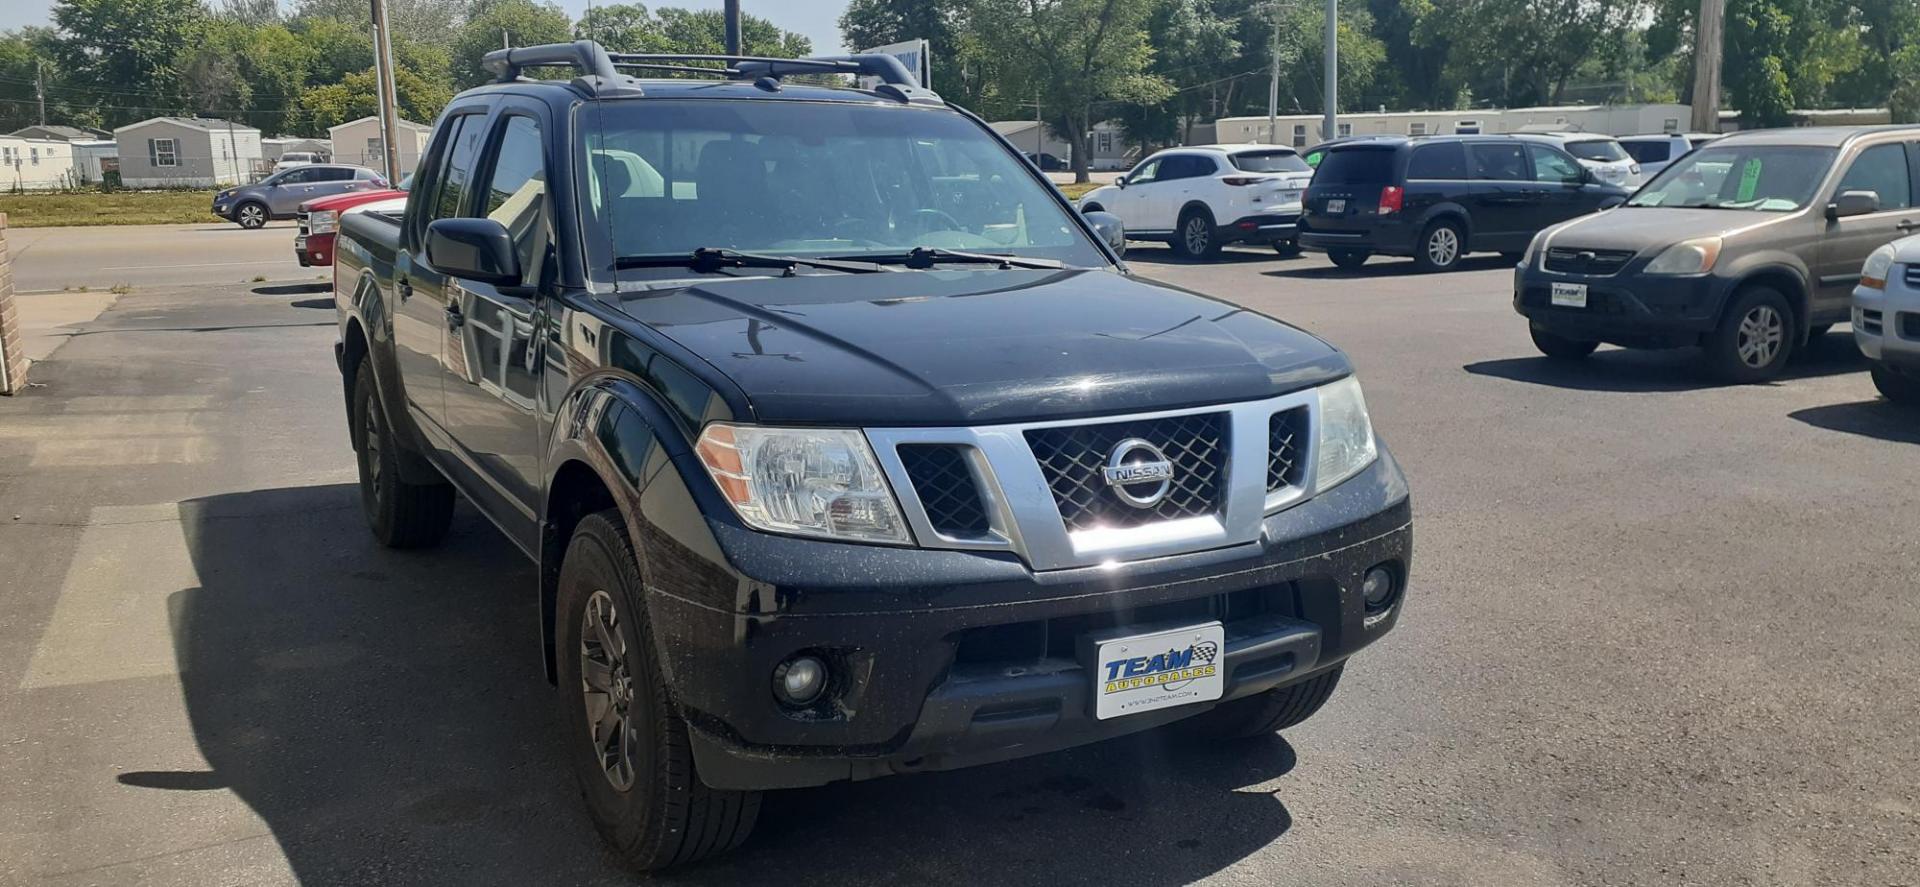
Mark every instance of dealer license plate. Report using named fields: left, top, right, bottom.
left=1325, top=198, right=1346, bottom=213
left=1551, top=282, right=1588, bottom=308
left=1280, top=188, right=1303, bottom=204
left=1092, top=622, right=1225, bottom=720
left=294, top=235, right=308, bottom=249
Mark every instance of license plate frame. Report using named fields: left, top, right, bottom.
left=1088, top=622, right=1225, bottom=721
left=1325, top=198, right=1346, bottom=214
left=1551, top=282, right=1589, bottom=308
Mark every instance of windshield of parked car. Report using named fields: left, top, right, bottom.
left=1565, top=139, right=1628, bottom=162
left=1627, top=145, right=1836, bottom=211
left=579, top=100, right=1109, bottom=272
left=1231, top=150, right=1311, bottom=173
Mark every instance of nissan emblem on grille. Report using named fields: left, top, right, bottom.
left=1102, top=438, right=1175, bottom=508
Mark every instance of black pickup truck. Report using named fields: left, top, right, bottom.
left=332, top=41, right=1412, bottom=869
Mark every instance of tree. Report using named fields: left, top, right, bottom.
left=574, top=3, right=672, bottom=52
left=971, top=0, right=1170, bottom=183
left=1110, top=0, right=1240, bottom=148
left=51, top=0, right=210, bottom=126
left=839, top=0, right=962, bottom=89
left=453, top=0, right=573, bottom=87
left=1891, top=44, right=1920, bottom=123
left=653, top=7, right=811, bottom=57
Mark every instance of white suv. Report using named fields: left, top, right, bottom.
left=1855, top=236, right=1920, bottom=404
left=1516, top=133, right=1642, bottom=189
left=1618, top=133, right=1721, bottom=178
left=1077, top=144, right=1313, bottom=259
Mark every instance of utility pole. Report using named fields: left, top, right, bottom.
left=1035, top=92, right=1043, bottom=158
left=1690, top=0, right=1724, bottom=132
left=1322, top=0, right=1338, bottom=142
left=370, top=0, right=403, bottom=183
left=723, top=0, right=742, bottom=55
left=1267, top=0, right=1281, bottom=145
left=35, top=61, right=47, bottom=126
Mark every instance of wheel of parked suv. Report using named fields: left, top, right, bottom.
left=1871, top=364, right=1920, bottom=405
left=1413, top=219, right=1465, bottom=272
left=235, top=201, right=269, bottom=229
left=1328, top=249, right=1370, bottom=270
left=556, top=510, right=762, bottom=870
left=1191, top=664, right=1345, bottom=740
left=351, top=360, right=454, bottom=548
left=1706, top=285, right=1794, bottom=383
left=1529, top=325, right=1599, bottom=360
left=1172, top=207, right=1220, bottom=259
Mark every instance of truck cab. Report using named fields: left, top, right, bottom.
left=331, top=40, right=1413, bottom=870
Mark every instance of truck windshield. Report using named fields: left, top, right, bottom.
left=1627, top=145, right=1836, bottom=212
left=580, top=99, right=1108, bottom=271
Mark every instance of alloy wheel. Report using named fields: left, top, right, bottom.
left=580, top=589, right=637, bottom=791
left=1736, top=305, right=1784, bottom=368
left=1427, top=227, right=1459, bottom=267
left=360, top=396, right=384, bottom=501
left=1184, top=217, right=1209, bottom=254
left=239, top=204, right=265, bottom=228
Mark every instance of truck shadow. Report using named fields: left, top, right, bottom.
left=152, top=484, right=1298, bottom=885
left=1463, top=331, right=1868, bottom=393
left=1790, top=399, right=1920, bottom=444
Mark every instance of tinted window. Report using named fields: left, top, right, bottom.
left=1470, top=143, right=1529, bottom=181
left=1629, top=145, right=1837, bottom=212
left=314, top=167, right=355, bottom=182
left=431, top=116, right=483, bottom=221
left=1158, top=155, right=1214, bottom=180
left=1315, top=147, right=1395, bottom=184
left=274, top=168, right=316, bottom=184
left=1620, top=140, right=1671, bottom=165
left=1231, top=151, right=1310, bottom=173
left=1834, top=143, right=1912, bottom=210
left=1565, top=140, right=1628, bottom=162
left=1528, top=146, right=1584, bottom=184
left=482, top=115, right=550, bottom=276
left=1406, top=142, right=1467, bottom=179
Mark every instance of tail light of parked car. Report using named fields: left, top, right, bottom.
left=1222, top=176, right=1265, bottom=186
left=1377, top=185, right=1404, bottom=215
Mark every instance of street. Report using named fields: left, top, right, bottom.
left=2, top=241, right=1918, bottom=886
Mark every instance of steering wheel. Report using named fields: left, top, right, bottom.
left=908, top=208, right=966, bottom=235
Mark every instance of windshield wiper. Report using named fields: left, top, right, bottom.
left=615, top=248, right=887, bottom=275
left=832, top=246, right=1065, bottom=270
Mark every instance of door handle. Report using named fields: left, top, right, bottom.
left=445, top=305, right=464, bottom=330
left=1898, top=219, right=1917, bottom=232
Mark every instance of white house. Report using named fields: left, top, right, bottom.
left=0, top=136, right=81, bottom=190
left=68, top=140, right=118, bottom=186
left=1215, top=103, right=1696, bottom=147
left=328, top=116, right=431, bottom=178
left=988, top=120, right=1137, bottom=170
left=113, top=117, right=263, bottom=188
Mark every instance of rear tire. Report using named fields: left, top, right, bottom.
left=1172, top=207, right=1221, bottom=259
left=1871, top=364, right=1920, bottom=405
left=1328, top=249, right=1370, bottom=270
left=1529, top=325, right=1599, bottom=360
left=1412, top=219, right=1465, bottom=272
left=1192, top=665, right=1345, bottom=740
left=351, top=360, right=453, bottom=548
left=1705, top=286, right=1794, bottom=383
left=557, top=511, right=761, bottom=870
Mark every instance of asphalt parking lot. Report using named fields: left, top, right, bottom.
left=2, top=239, right=1917, bottom=886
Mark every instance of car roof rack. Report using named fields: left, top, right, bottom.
left=480, top=41, right=941, bottom=105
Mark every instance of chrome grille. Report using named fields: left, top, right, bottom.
left=1024, top=413, right=1226, bottom=533
left=1902, top=264, right=1920, bottom=287
left=1544, top=246, right=1634, bottom=276
left=1267, top=408, right=1309, bottom=491
left=897, top=444, right=991, bottom=538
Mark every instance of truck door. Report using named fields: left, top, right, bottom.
left=437, top=109, right=550, bottom=546
left=1815, top=140, right=1920, bottom=320
left=394, top=111, right=485, bottom=437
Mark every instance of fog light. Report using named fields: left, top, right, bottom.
left=1362, top=565, right=1398, bottom=614
left=773, top=655, right=827, bottom=707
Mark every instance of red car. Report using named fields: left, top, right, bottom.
left=295, top=180, right=407, bottom=266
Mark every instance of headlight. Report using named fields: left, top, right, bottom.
left=308, top=210, right=338, bottom=234
left=1644, top=236, right=1723, bottom=275
left=1314, top=375, right=1377, bottom=493
left=1860, top=243, right=1896, bottom=291
left=694, top=423, right=911, bottom=545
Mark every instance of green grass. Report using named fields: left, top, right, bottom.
left=0, top=190, right=223, bottom=227
left=1057, top=181, right=1103, bottom=201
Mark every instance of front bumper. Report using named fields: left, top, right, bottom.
left=1854, top=272, right=1920, bottom=371
left=1514, top=261, right=1729, bottom=347
left=646, top=452, right=1413, bottom=791
left=296, top=231, right=335, bottom=267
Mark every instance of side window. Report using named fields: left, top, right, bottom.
left=481, top=115, right=549, bottom=278
left=1470, top=143, right=1529, bottom=181
left=1834, top=144, right=1911, bottom=211
left=432, top=116, right=484, bottom=222
left=276, top=168, right=314, bottom=184
left=1528, top=146, right=1584, bottom=184
left=1407, top=142, right=1467, bottom=180
left=1154, top=156, right=1192, bottom=181
left=1621, top=141, right=1670, bottom=165
left=1128, top=158, right=1161, bottom=185
left=318, top=167, right=355, bottom=182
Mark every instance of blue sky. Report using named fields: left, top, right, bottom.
left=1, top=0, right=853, bottom=54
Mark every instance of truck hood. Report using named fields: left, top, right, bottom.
left=1545, top=206, right=1793, bottom=253
left=610, top=268, right=1348, bottom=427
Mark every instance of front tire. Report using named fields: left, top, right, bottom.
left=1192, top=665, right=1344, bottom=740
left=556, top=511, right=761, bottom=871
left=352, top=360, right=454, bottom=548
left=1328, top=248, right=1370, bottom=270
left=235, top=201, right=268, bottom=229
left=1529, top=324, right=1599, bottom=360
left=1172, top=207, right=1220, bottom=259
left=1871, top=364, right=1920, bottom=405
left=1705, top=286, right=1793, bottom=383
left=1413, top=219, right=1465, bottom=272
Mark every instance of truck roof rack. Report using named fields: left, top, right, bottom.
left=480, top=41, right=941, bottom=105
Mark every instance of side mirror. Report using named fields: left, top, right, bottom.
left=1115, top=176, right=1128, bottom=189
left=1083, top=210, right=1126, bottom=254
left=426, top=217, right=521, bottom=286
left=1828, top=190, right=1879, bottom=220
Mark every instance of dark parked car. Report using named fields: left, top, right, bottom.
left=212, top=163, right=386, bottom=229
left=1300, top=135, right=1629, bottom=272
left=1026, top=151, right=1068, bottom=171
left=1516, top=125, right=1920, bottom=381
left=331, top=40, right=1413, bottom=870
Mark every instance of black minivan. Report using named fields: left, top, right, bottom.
left=1300, top=135, right=1630, bottom=272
